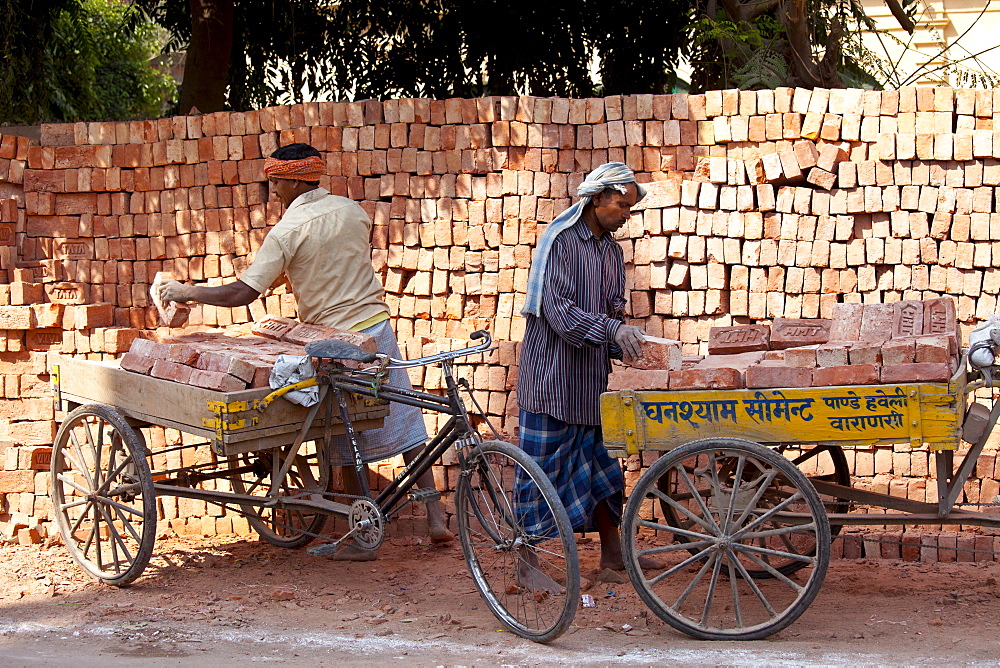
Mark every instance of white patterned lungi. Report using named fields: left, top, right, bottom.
left=327, top=319, right=428, bottom=466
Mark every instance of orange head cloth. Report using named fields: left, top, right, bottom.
left=263, top=155, right=325, bottom=181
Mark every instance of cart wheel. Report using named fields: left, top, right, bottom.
left=455, top=440, right=579, bottom=643
left=229, top=441, right=329, bottom=548
left=624, top=437, right=830, bottom=640
left=660, top=444, right=849, bottom=578
left=50, top=404, right=156, bottom=586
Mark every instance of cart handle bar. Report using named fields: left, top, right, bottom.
left=306, top=330, right=493, bottom=370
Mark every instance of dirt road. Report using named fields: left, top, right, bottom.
left=1, top=535, right=999, bottom=666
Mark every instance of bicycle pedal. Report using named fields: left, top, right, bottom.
left=307, top=542, right=341, bottom=557
left=409, top=487, right=441, bottom=504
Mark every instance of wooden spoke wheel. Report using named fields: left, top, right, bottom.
left=659, top=443, right=849, bottom=577
left=51, top=405, right=156, bottom=586
left=624, top=437, right=830, bottom=640
left=228, top=441, right=330, bottom=548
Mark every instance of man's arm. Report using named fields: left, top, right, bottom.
left=158, top=279, right=261, bottom=307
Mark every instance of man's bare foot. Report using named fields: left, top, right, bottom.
left=426, top=500, right=454, bottom=543
left=517, top=547, right=564, bottom=594
left=600, top=554, right=665, bottom=571
left=328, top=545, right=377, bottom=561
left=429, top=522, right=455, bottom=544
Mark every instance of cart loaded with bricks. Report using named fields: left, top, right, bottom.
left=601, top=295, right=1000, bottom=640
left=47, top=316, right=389, bottom=586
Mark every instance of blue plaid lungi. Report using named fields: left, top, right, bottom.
left=517, top=410, right=624, bottom=535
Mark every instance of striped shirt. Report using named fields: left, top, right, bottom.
left=516, top=217, right=626, bottom=426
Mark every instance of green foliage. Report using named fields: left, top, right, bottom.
left=688, top=12, right=787, bottom=92
left=0, top=0, right=176, bottom=124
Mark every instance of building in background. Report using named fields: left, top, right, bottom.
left=858, top=0, right=1000, bottom=88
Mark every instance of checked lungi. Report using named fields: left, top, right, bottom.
left=517, top=409, right=624, bottom=536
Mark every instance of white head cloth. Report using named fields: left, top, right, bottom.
left=520, top=162, right=646, bottom=317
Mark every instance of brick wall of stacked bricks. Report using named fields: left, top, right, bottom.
left=2, top=86, right=1000, bottom=560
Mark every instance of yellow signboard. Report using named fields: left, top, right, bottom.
left=601, top=383, right=962, bottom=455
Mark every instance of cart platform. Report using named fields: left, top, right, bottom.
left=49, top=353, right=388, bottom=456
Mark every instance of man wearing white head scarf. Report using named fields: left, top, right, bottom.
left=514, top=163, right=662, bottom=585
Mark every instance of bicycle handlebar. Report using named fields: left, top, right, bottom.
left=377, top=329, right=494, bottom=369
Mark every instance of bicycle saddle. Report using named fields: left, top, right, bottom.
left=305, top=338, right=378, bottom=363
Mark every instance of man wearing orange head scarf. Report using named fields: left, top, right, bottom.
left=159, top=143, right=453, bottom=558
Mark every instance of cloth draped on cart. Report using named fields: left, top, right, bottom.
left=327, top=319, right=427, bottom=466
left=516, top=410, right=624, bottom=536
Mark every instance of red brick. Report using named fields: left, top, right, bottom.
left=9, top=282, right=44, bottom=305
left=812, top=364, right=880, bottom=386
left=783, top=346, right=818, bottom=368
left=17, top=527, right=42, bottom=546
left=74, top=303, right=115, bottom=330
left=119, top=350, right=155, bottom=374
left=805, top=167, right=837, bottom=190
left=167, top=343, right=200, bottom=365
left=915, top=335, right=952, bottom=363
left=26, top=329, right=63, bottom=351
left=44, top=282, right=89, bottom=304
left=858, top=303, right=895, bottom=343
left=283, top=323, right=377, bottom=352
left=0, top=306, right=33, bottom=329
left=128, top=337, right=171, bottom=359
left=103, top=328, right=143, bottom=354
left=251, top=315, right=299, bottom=340
left=668, top=367, right=744, bottom=390
left=746, top=364, right=813, bottom=388
left=150, top=359, right=194, bottom=384
left=196, top=351, right=256, bottom=383
left=769, top=318, right=831, bottom=349
left=881, top=339, right=916, bottom=365
left=627, top=340, right=682, bottom=370
left=30, top=303, right=63, bottom=328
left=607, top=367, right=671, bottom=391
left=922, top=297, right=959, bottom=351
left=828, top=303, right=863, bottom=341
left=892, top=300, right=924, bottom=337
left=847, top=343, right=881, bottom=366
left=881, top=362, right=952, bottom=383
left=816, top=344, right=849, bottom=366
left=188, top=368, right=247, bottom=392
left=0, top=470, right=35, bottom=493
left=708, top=324, right=770, bottom=354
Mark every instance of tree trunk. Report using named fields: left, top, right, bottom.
left=178, top=0, right=234, bottom=114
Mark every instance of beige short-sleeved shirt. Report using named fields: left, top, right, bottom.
left=240, top=188, right=388, bottom=330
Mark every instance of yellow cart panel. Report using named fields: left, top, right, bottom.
left=602, top=381, right=964, bottom=457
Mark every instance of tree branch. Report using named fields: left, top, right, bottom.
left=883, top=0, right=916, bottom=33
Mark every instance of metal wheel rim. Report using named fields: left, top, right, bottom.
left=456, top=441, right=579, bottom=642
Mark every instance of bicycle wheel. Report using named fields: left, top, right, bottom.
left=455, top=440, right=579, bottom=643
left=623, top=437, right=830, bottom=640
left=50, top=405, right=156, bottom=586
left=659, top=444, right=848, bottom=577
left=228, top=441, right=330, bottom=548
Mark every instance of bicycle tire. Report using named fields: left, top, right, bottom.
left=455, top=440, right=579, bottom=643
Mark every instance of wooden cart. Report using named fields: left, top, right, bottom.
left=601, top=361, right=1000, bottom=640
left=48, top=353, right=387, bottom=585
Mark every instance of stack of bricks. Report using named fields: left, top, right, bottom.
left=611, top=295, right=961, bottom=390
left=2, top=85, right=1000, bottom=549
left=118, top=315, right=376, bottom=391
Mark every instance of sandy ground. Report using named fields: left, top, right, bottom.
left=2, top=532, right=1000, bottom=667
